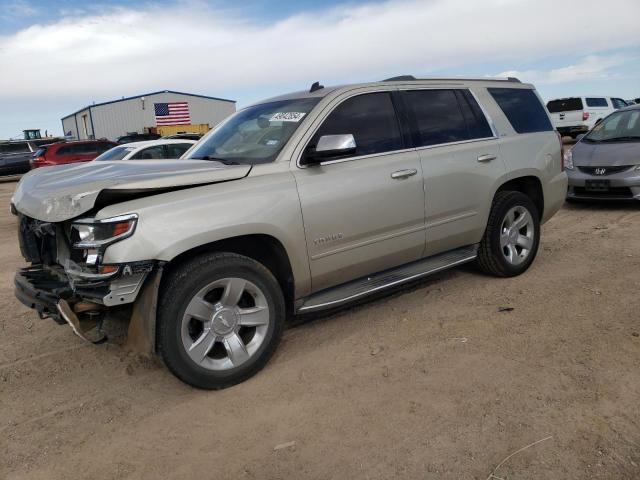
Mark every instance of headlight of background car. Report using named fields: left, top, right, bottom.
left=563, top=149, right=574, bottom=170
left=70, top=213, right=138, bottom=249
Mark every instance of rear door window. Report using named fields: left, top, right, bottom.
left=546, top=98, right=583, bottom=112
left=586, top=97, right=608, bottom=107
left=403, top=89, right=469, bottom=147
left=488, top=88, right=553, bottom=134
left=56, top=144, right=79, bottom=156
left=308, top=92, right=403, bottom=158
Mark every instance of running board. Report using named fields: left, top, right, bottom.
left=296, top=244, right=478, bottom=313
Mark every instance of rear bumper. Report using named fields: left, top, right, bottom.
left=542, top=172, right=569, bottom=224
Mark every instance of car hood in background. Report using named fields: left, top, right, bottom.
left=571, top=141, right=640, bottom=167
left=12, top=160, right=251, bottom=222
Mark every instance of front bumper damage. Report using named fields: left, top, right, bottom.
left=15, top=261, right=156, bottom=344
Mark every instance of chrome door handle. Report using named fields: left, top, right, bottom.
left=391, top=168, right=418, bottom=179
left=477, top=154, right=497, bottom=163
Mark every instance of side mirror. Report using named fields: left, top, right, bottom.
left=302, top=134, right=356, bottom=165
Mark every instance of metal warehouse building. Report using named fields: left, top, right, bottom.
left=61, top=90, right=236, bottom=141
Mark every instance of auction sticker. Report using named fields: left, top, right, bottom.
left=270, top=112, right=306, bottom=122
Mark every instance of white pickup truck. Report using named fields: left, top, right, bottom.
left=546, top=96, right=629, bottom=138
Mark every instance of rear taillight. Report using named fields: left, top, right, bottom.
left=30, top=156, right=46, bottom=169
left=556, top=131, right=565, bottom=171
left=582, top=111, right=590, bottom=121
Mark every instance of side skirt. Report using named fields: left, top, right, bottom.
left=296, top=244, right=478, bottom=313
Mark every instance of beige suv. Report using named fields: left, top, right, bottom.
left=12, top=76, right=567, bottom=389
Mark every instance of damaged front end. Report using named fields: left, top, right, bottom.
left=14, top=213, right=156, bottom=345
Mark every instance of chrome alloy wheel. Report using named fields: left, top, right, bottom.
left=181, top=277, right=270, bottom=371
left=500, top=206, right=535, bottom=266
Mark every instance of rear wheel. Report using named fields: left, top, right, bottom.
left=476, top=191, right=540, bottom=277
left=158, top=253, right=285, bottom=389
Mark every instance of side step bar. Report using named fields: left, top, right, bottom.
left=296, top=244, right=479, bottom=313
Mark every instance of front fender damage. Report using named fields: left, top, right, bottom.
left=125, top=265, right=163, bottom=355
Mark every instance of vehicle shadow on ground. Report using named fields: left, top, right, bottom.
left=563, top=199, right=640, bottom=212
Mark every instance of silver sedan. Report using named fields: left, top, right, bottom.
left=565, top=104, right=640, bottom=201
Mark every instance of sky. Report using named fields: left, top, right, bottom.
left=0, top=0, right=639, bottom=139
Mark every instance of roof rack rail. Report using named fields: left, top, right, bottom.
left=382, top=75, right=522, bottom=83
left=383, top=75, right=416, bottom=81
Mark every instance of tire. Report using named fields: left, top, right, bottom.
left=158, top=252, right=285, bottom=389
left=476, top=191, right=540, bottom=277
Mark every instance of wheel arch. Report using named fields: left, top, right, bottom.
left=494, top=175, right=544, bottom=220
left=161, top=233, right=296, bottom=314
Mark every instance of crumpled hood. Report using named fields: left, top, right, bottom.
left=571, top=141, right=640, bottom=167
left=12, top=159, right=251, bottom=222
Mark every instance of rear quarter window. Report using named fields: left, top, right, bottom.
left=586, top=97, right=608, bottom=107
left=488, top=88, right=553, bottom=134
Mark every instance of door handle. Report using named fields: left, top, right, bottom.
left=477, top=154, right=497, bottom=163
left=391, top=168, right=418, bottom=179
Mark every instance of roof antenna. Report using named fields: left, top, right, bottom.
left=309, top=81, right=324, bottom=93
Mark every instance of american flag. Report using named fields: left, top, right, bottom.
left=154, top=102, right=191, bottom=125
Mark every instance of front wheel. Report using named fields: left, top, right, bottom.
left=476, top=191, right=540, bottom=277
left=158, top=253, right=285, bottom=389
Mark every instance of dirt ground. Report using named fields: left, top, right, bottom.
left=1, top=177, right=639, bottom=480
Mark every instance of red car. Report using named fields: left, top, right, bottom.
left=30, top=140, right=117, bottom=169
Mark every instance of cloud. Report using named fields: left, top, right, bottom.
left=0, top=0, right=639, bottom=104
left=495, top=54, right=634, bottom=85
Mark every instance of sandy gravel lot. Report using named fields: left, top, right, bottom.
left=1, top=178, right=639, bottom=479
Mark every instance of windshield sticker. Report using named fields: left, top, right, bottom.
left=266, top=139, right=279, bottom=146
left=270, top=112, right=306, bottom=122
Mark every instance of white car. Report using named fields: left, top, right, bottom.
left=546, top=96, right=629, bottom=139
left=94, top=139, right=197, bottom=161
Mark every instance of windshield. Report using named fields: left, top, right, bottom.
left=95, top=146, right=135, bottom=161
left=584, top=110, right=640, bottom=143
left=185, top=98, right=320, bottom=165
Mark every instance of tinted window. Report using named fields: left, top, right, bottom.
left=166, top=143, right=192, bottom=158
left=547, top=98, right=583, bottom=112
left=74, top=143, right=98, bottom=154
left=458, top=90, right=493, bottom=139
left=586, top=97, right=608, bottom=107
left=0, top=142, right=30, bottom=154
left=56, top=145, right=77, bottom=155
left=611, top=98, right=628, bottom=109
left=309, top=92, right=402, bottom=158
left=131, top=145, right=165, bottom=159
left=488, top=88, right=553, bottom=133
left=404, top=89, right=467, bottom=146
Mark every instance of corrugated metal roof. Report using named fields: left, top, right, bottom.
left=61, top=90, right=236, bottom=120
